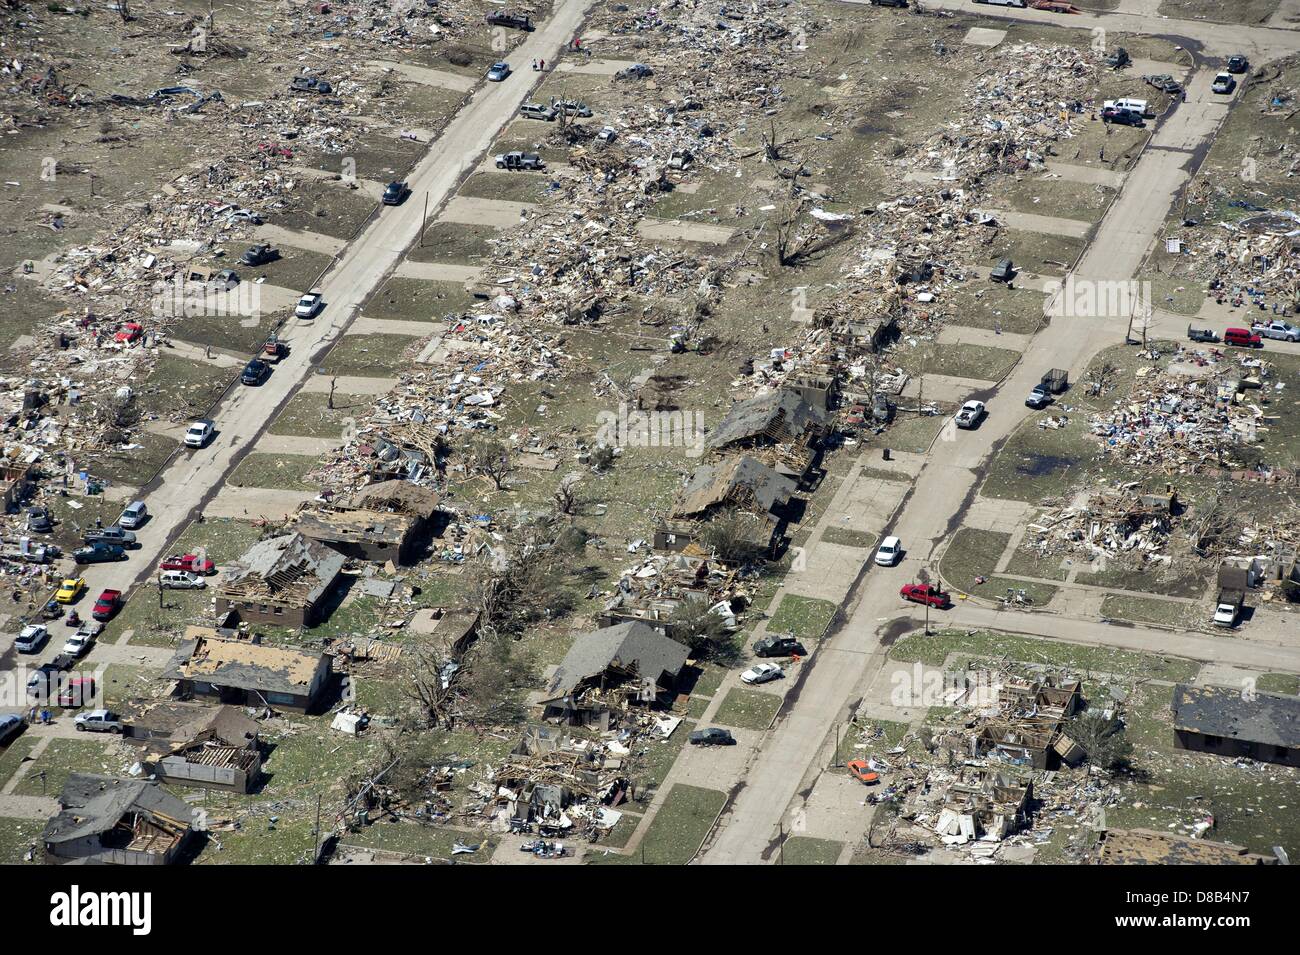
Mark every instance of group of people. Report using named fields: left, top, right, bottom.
left=28, top=706, right=53, bottom=725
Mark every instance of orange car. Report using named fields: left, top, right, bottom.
left=847, top=759, right=881, bottom=785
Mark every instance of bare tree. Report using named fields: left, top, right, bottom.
left=469, top=436, right=515, bottom=490
left=772, top=200, right=855, bottom=268
left=1085, top=359, right=1120, bottom=397
left=696, top=507, right=771, bottom=565
left=554, top=472, right=584, bottom=516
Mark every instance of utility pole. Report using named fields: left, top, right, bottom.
left=420, top=193, right=429, bottom=247
left=312, top=794, right=322, bottom=863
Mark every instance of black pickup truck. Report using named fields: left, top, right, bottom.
left=485, top=10, right=533, bottom=30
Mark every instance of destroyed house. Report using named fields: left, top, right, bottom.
left=540, top=622, right=689, bottom=726
left=216, top=532, right=345, bottom=627
left=43, top=774, right=193, bottom=865
left=1096, top=828, right=1276, bottom=865
left=344, top=480, right=442, bottom=523
left=162, top=629, right=332, bottom=712
left=125, top=702, right=262, bottom=793
left=933, top=768, right=1032, bottom=844
left=657, top=456, right=796, bottom=555
left=705, top=388, right=828, bottom=477
left=1171, top=683, right=1300, bottom=767
left=297, top=507, right=420, bottom=566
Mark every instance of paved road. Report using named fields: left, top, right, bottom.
left=0, top=0, right=595, bottom=687
left=699, top=48, right=1286, bottom=863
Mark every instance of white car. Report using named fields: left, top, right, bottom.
left=184, top=419, right=214, bottom=448
left=954, top=400, right=986, bottom=429
left=741, top=662, right=784, bottom=685
left=1211, top=72, right=1236, bottom=94
left=15, top=624, right=48, bottom=653
left=295, top=290, right=324, bottom=319
left=160, top=570, right=206, bottom=590
left=874, top=536, right=902, bottom=567
left=62, top=632, right=95, bottom=658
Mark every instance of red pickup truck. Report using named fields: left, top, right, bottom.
left=900, top=583, right=950, bottom=609
left=159, top=553, right=216, bottom=575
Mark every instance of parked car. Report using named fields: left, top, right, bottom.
left=15, top=624, right=48, bottom=654
left=290, top=76, right=332, bottom=95
left=0, top=713, right=24, bottom=745
left=262, top=337, right=288, bottom=363
left=240, top=243, right=279, bottom=266
left=1025, top=383, right=1054, bottom=409
left=58, top=676, right=95, bottom=708
left=54, top=577, right=86, bottom=604
left=1211, top=72, right=1236, bottom=94
left=184, top=419, right=215, bottom=448
left=160, top=554, right=216, bottom=575
left=900, top=583, right=950, bottom=609
left=72, top=543, right=127, bottom=564
left=485, top=11, right=533, bottom=30
left=295, top=290, right=324, bottom=319
left=1101, top=106, right=1144, bottom=127
left=160, top=570, right=206, bottom=590
left=553, top=100, right=592, bottom=118
left=62, top=631, right=96, bottom=658
left=954, top=400, right=986, bottom=429
left=84, top=526, right=137, bottom=548
left=1105, top=47, right=1130, bottom=70
left=847, top=759, right=881, bottom=785
left=1144, top=74, right=1182, bottom=95
left=740, top=662, right=784, bottom=685
left=1226, top=55, right=1249, bottom=74
left=1187, top=325, right=1219, bottom=344
left=382, top=181, right=410, bottom=206
left=50, top=652, right=77, bottom=671
left=874, top=536, right=903, bottom=567
left=989, top=258, right=1015, bottom=283
left=241, top=358, right=269, bottom=386
left=1224, top=327, right=1263, bottom=348
left=26, top=507, right=53, bottom=534
left=26, top=664, right=61, bottom=701
left=753, top=636, right=806, bottom=658
left=1251, top=320, right=1300, bottom=342
left=118, top=500, right=148, bottom=529
left=486, top=62, right=512, bottom=82
left=91, top=589, right=122, bottom=622
left=596, top=125, right=618, bottom=143
left=614, top=63, right=654, bottom=80
left=519, top=102, right=556, bottom=121
left=972, top=0, right=1026, bottom=6
left=74, top=709, right=123, bottom=734
left=495, top=151, right=545, bottom=171
left=688, top=727, right=736, bottom=746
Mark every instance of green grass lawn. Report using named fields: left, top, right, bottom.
left=821, top=526, right=877, bottom=549
left=890, top=629, right=1201, bottom=683
left=1255, top=673, right=1300, bottom=696
left=780, top=835, right=844, bottom=865
left=269, top=392, right=369, bottom=438
left=1100, top=593, right=1203, bottom=630
left=319, top=334, right=418, bottom=377
left=0, top=736, right=39, bottom=789
left=0, top=816, right=45, bottom=864
left=713, top=687, right=782, bottom=731
left=12, top=738, right=114, bottom=797
left=228, top=453, right=321, bottom=491
left=767, top=594, right=837, bottom=640
left=338, top=821, right=496, bottom=862
left=590, top=784, right=726, bottom=865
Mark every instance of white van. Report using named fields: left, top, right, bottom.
left=160, top=570, right=206, bottom=590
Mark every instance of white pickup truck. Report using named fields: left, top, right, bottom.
left=1251, top=320, right=1300, bottom=342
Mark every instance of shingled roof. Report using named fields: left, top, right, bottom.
left=1171, top=683, right=1300, bottom=750
left=545, top=621, right=689, bottom=700
left=705, top=388, right=827, bottom=451
left=673, top=455, right=796, bottom=519
left=44, top=774, right=191, bottom=848
left=219, top=532, right=345, bottom=606
left=161, top=631, right=329, bottom=698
